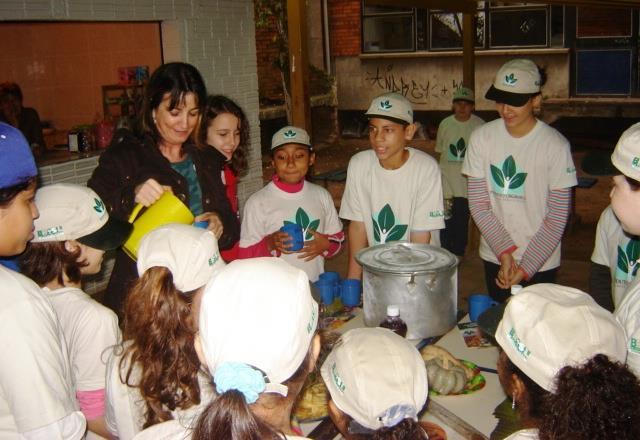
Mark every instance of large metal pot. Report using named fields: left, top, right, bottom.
left=356, top=242, right=458, bottom=339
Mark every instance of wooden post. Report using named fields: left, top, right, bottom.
left=462, top=12, right=475, bottom=91
left=287, top=0, right=312, bottom=131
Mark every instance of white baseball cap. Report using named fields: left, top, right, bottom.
left=136, top=223, right=224, bottom=292
left=453, top=86, right=475, bottom=103
left=485, top=59, right=541, bottom=107
left=199, top=258, right=318, bottom=397
left=365, top=92, right=414, bottom=125
left=496, top=283, right=627, bottom=392
left=611, top=122, right=640, bottom=181
left=321, top=327, right=428, bottom=431
left=32, top=183, right=132, bottom=251
left=271, top=125, right=312, bottom=151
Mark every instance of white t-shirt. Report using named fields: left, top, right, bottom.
left=503, top=428, right=539, bottom=439
left=614, top=276, right=640, bottom=378
left=462, top=119, right=577, bottom=270
left=591, top=206, right=640, bottom=307
left=435, top=114, right=485, bottom=199
left=339, top=148, right=445, bottom=246
left=105, top=345, right=215, bottom=440
left=132, top=416, right=312, bottom=440
left=0, top=266, right=86, bottom=438
left=240, top=180, right=343, bottom=282
left=42, top=286, right=120, bottom=393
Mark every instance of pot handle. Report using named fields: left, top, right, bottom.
left=406, top=273, right=418, bottom=296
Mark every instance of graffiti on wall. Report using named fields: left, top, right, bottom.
left=364, top=64, right=462, bottom=104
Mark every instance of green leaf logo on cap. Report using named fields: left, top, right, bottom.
left=378, top=100, right=392, bottom=111
left=504, top=73, right=518, bottom=86
left=283, top=129, right=297, bottom=139
left=633, top=157, right=640, bottom=168
left=93, top=198, right=106, bottom=214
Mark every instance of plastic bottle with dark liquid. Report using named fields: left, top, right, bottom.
left=379, top=305, right=408, bottom=338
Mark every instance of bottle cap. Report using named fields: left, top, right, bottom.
left=511, top=285, right=523, bottom=295
left=387, top=305, right=400, bottom=317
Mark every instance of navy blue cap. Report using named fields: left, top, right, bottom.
left=0, top=122, right=37, bottom=189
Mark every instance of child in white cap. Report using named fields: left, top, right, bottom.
left=488, top=283, right=639, bottom=440
left=105, top=223, right=224, bottom=439
left=340, top=92, right=445, bottom=279
left=239, top=125, right=343, bottom=282
left=132, top=257, right=320, bottom=439
left=436, top=86, right=485, bottom=257
left=19, top=183, right=132, bottom=438
left=321, top=327, right=429, bottom=439
left=462, top=59, right=577, bottom=302
left=0, top=123, right=86, bottom=438
left=609, top=122, right=640, bottom=378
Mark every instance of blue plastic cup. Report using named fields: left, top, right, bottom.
left=280, top=224, right=304, bottom=251
left=319, top=271, right=340, bottom=298
left=193, top=220, right=209, bottom=229
left=314, top=279, right=336, bottom=305
left=468, top=294, right=498, bottom=322
left=340, top=279, right=362, bottom=307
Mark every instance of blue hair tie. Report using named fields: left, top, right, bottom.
left=213, top=362, right=266, bottom=404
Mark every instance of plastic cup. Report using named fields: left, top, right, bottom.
left=280, top=224, right=304, bottom=251
left=314, top=279, right=336, bottom=305
left=319, top=271, right=340, bottom=298
left=340, top=279, right=362, bottom=308
left=468, top=294, right=498, bottom=322
left=193, top=220, right=209, bottom=229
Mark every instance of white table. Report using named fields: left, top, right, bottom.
left=301, top=311, right=505, bottom=439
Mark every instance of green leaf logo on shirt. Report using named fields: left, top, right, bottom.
left=490, top=155, right=527, bottom=196
left=448, top=137, right=467, bottom=161
left=616, top=238, right=640, bottom=282
left=372, top=204, right=408, bottom=244
left=283, top=207, right=319, bottom=240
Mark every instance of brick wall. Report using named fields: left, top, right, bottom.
left=254, top=12, right=285, bottom=103
left=328, top=0, right=361, bottom=57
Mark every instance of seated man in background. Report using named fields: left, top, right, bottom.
left=0, top=81, right=45, bottom=150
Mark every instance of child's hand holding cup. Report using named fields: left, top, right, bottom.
left=280, top=224, right=304, bottom=252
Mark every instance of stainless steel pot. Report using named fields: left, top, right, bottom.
left=356, top=242, right=458, bottom=339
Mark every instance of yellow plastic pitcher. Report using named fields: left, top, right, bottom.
left=123, top=191, right=194, bottom=260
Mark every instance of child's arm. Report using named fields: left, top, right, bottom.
left=298, top=230, right=345, bottom=261
left=347, top=221, right=368, bottom=279
left=239, top=231, right=294, bottom=258
left=410, top=230, right=431, bottom=244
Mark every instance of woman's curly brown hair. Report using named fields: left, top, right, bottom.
left=539, top=354, right=640, bottom=440
left=119, top=267, right=201, bottom=428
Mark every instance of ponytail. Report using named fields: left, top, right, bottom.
left=369, top=418, right=429, bottom=439
left=193, top=346, right=316, bottom=439
left=539, top=354, right=640, bottom=440
left=120, top=266, right=201, bottom=428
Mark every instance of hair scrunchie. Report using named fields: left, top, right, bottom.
left=213, top=362, right=266, bottom=404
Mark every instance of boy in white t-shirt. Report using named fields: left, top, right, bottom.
left=19, top=183, right=132, bottom=439
left=590, top=205, right=639, bottom=311
left=0, top=123, right=86, bottom=438
left=340, top=92, right=445, bottom=279
left=435, top=87, right=484, bottom=256
left=609, top=122, right=640, bottom=378
left=239, top=126, right=343, bottom=282
left=462, top=59, right=577, bottom=302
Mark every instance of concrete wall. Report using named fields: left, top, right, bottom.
left=335, top=52, right=570, bottom=112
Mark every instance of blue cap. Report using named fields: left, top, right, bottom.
left=0, top=122, right=37, bottom=189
